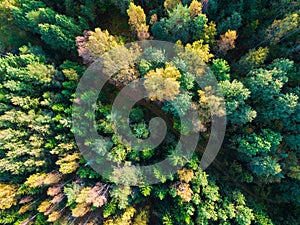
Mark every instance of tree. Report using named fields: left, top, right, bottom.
left=38, top=23, right=76, bottom=51
left=0, top=48, right=56, bottom=178
left=151, top=2, right=215, bottom=44
left=236, top=129, right=282, bottom=157
left=178, top=168, right=194, bottom=183
left=201, top=21, right=217, bottom=44
left=184, top=39, right=214, bottom=62
left=190, top=14, right=208, bottom=40
left=56, top=152, right=80, bottom=174
left=127, top=2, right=146, bottom=27
left=189, top=0, right=202, bottom=17
left=144, top=63, right=181, bottom=101
left=0, top=184, right=17, bottom=210
left=83, top=28, right=120, bottom=60
left=104, top=206, right=136, bottom=225
left=162, top=93, right=193, bottom=116
left=110, top=185, right=132, bottom=210
left=246, top=60, right=298, bottom=122
left=198, top=86, right=226, bottom=120
left=165, top=4, right=191, bottom=43
left=266, top=12, right=299, bottom=45
left=219, top=79, right=257, bottom=125
left=164, top=0, right=182, bottom=12
left=110, top=0, right=132, bottom=14
left=133, top=208, right=150, bottom=225
left=250, top=156, right=282, bottom=178
left=269, top=58, right=298, bottom=85
left=217, top=11, right=242, bottom=34
left=217, top=29, right=237, bottom=54
left=11, top=3, right=82, bottom=54
left=230, top=127, right=285, bottom=182
left=177, top=183, right=193, bottom=202
left=151, top=21, right=171, bottom=42
left=102, top=44, right=141, bottom=86
left=0, top=0, right=29, bottom=50
left=24, top=173, right=47, bottom=188
left=127, top=2, right=150, bottom=40
left=238, top=47, right=269, bottom=73
left=142, top=47, right=168, bottom=69
left=211, top=58, right=230, bottom=81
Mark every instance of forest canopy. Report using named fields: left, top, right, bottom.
left=0, top=0, right=299, bottom=225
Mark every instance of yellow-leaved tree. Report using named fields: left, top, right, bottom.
left=144, top=63, right=182, bottom=101
left=190, top=0, right=202, bottom=17
left=127, top=3, right=150, bottom=40
left=104, top=207, right=136, bottom=225
left=86, top=28, right=120, bottom=58
left=183, top=39, right=214, bottom=62
left=0, top=184, right=17, bottom=210
left=217, top=29, right=237, bottom=54
left=56, top=152, right=80, bottom=174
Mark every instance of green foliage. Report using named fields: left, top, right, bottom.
left=230, top=126, right=286, bottom=182
left=246, top=60, right=298, bottom=122
left=0, top=1, right=299, bottom=225
left=140, top=186, right=152, bottom=196
left=110, top=185, right=131, bottom=209
left=165, top=4, right=191, bottom=43
left=129, top=107, right=144, bottom=123
left=64, top=183, right=82, bottom=207
left=250, top=156, right=282, bottom=177
left=151, top=21, right=171, bottom=41
left=77, top=166, right=100, bottom=179
left=219, top=79, right=256, bottom=125
left=11, top=1, right=82, bottom=54
left=111, top=0, right=132, bottom=14
left=162, top=93, right=192, bottom=116
left=0, top=0, right=30, bottom=50
left=268, top=58, right=298, bottom=85
left=103, top=200, right=118, bottom=218
left=142, top=47, right=167, bottom=68
left=236, top=129, right=282, bottom=157
left=217, top=11, right=242, bottom=34
left=0, top=48, right=55, bottom=177
left=132, top=122, right=149, bottom=139
left=151, top=2, right=215, bottom=44
left=211, top=58, right=231, bottom=81
left=266, top=11, right=299, bottom=45
left=238, top=47, right=269, bottom=73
